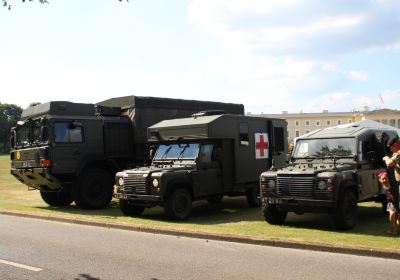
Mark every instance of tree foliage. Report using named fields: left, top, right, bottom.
left=0, top=103, right=22, bottom=153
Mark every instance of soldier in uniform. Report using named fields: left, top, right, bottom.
left=383, top=135, right=400, bottom=218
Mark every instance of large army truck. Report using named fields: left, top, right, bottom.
left=10, top=96, right=244, bottom=210
left=260, top=120, right=400, bottom=230
left=114, top=112, right=287, bottom=220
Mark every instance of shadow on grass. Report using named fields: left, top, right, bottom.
left=33, top=197, right=391, bottom=237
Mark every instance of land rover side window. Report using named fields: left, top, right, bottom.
left=54, top=122, right=83, bottom=143
left=239, top=122, right=249, bottom=146
left=199, top=144, right=213, bottom=163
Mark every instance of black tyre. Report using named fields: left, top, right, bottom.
left=164, top=188, right=192, bottom=221
left=246, top=186, right=261, bottom=208
left=73, top=168, right=114, bottom=210
left=206, top=195, right=223, bottom=205
left=262, top=204, right=287, bottom=225
left=40, top=188, right=73, bottom=207
left=333, top=190, right=358, bottom=230
left=119, top=200, right=145, bottom=216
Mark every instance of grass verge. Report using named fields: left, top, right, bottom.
left=1, top=155, right=399, bottom=252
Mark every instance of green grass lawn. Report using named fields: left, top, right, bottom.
left=1, top=154, right=399, bottom=252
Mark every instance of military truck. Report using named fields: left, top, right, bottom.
left=260, top=120, right=400, bottom=230
left=114, top=112, right=287, bottom=220
left=10, top=96, right=244, bottom=210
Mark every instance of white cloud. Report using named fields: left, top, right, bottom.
left=187, top=0, right=400, bottom=113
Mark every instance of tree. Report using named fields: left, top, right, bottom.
left=2, top=0, right=48, bottom=10
left=0, top=103, right=22, bottom=153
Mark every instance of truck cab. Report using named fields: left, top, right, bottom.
left=114, top=112, right=288, bottom=220
left=260, top=120, right=399, bottom=230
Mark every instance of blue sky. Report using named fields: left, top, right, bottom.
left=1, top=0, right=399, bottom=114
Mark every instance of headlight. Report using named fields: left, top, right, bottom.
left=268, top=179, right=276, bottom=189
left=118, top=177, right=124, bottom=186
left=318, top=180, right=327, bottom=190
left=152, top=178, right=159, bottom=187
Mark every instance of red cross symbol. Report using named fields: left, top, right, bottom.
left=256, top=134, right=269, bottom=157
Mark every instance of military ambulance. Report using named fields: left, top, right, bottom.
left=114, top=112, right=287, bottom=220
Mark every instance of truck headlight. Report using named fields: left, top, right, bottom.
left=318, top=180, right=327, bottom=190
left=152, top=178, right=159, bottom=187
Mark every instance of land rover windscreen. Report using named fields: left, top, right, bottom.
left=152, top=143, right=201, bottom=165
left=291, top=137, right=357, bottom=161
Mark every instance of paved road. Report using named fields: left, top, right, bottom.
left=0, top=214, right=399, bottom=280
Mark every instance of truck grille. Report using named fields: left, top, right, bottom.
left=277, top=176, right=315, bottom=198
left=122, top=175, right=147, bottom=195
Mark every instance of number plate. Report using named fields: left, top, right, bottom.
left=264, top=197, right=282, bottom=204
left=114, top=193, right=129, bottom=199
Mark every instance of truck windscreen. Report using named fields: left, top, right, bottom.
left=15, top=120, right=47, bottom=148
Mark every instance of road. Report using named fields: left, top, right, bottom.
left=0, top=214, right=399, bottom=280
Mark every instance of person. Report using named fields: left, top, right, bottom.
left=378, top=171, right=400, bottom=234
left=383, top=135, right=400, bottom=183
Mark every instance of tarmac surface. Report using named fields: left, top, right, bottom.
left=1, top=210, right=400, bottom=260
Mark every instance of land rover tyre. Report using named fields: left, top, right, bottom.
left=333, top=189, right=358, bottom=230
left=119, top=200, right=145, bottom=216
left=40, top=188, right=73, bottom=207
left=246, top=185, right=261, bottom=207
left=73, top=168, right=114, bottom=210
left=262, top=204, right=287, bottom=225
left=206, top=194, right=223, bottom=205
left=164, top=188, right=192, bottom=221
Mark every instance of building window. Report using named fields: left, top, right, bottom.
left=295, top=130, right=300, bottom=138
left=305, top=120, right=310, bottom=126
left=295, top=121, right=299, bottom=126
left=348, top=119, right=352, bottom=123
left=316, top=120, right=320, bottom=126
left=390, top=119, right=396, bottom=127
left=337, top=120, right=341, bottom=125
left=326, top=120, right=331, bottom=126
left=306, top=130, right=310, bottom=134
left=382, top=119, right=388, bottom=125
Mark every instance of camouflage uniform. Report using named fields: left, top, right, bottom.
left=390, top=150, right=400, bottom=183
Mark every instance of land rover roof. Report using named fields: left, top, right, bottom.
left=296, top=120, right=400, bottom=140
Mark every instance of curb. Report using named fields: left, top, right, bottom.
left=2, top=210, right=400, bottom=260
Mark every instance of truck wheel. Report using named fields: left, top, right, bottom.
left=262, top=204, right=287, bottom=225
left=73, top=168, right=113, bottom=210
left=40, top=188, right=73, bottom=207
left=333, top=190, right=358, bottom=230
left=119, top=200, right=145, bottom=216
left=246, top=186, right=261, bottom=208
left=164, top=189, right=192, bottom=221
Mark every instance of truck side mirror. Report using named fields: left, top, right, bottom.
left=10, top=129, right=15, bottom=148
left=41, top=127, right=49, bottom=142
left=213, top=147, right=222, bottom=161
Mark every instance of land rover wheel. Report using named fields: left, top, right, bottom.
left=333, top=190, right=358, bottom=230
left=164, top=188, right=192, bottom=220
left=119, top=200, right=145, bottom=216
left=246, top=186, right=261, bottom=207
left=262, top=204, right=287, bottom=225
left=73, top=168, right=114, bottom=210
left=206, top=195, right=223, bottom=205
left=40, top=188, right=73, bottom=207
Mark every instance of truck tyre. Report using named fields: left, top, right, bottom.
left=333, top=190, right=358, bottom=230
left=164, top=188, right=192, bottom=221
left=262, top=204, right=287, bottom=225
left=40, top=188, right=73, bottom=207
left=119, top=200, right=145, bottom=216
left=246, top=186, right=261, bottom=207
left=73, top=168, right=113, bottom=210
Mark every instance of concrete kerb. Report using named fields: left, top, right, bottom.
left=1, top=210, right=400, bottom=260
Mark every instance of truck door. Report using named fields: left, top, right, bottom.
left=192, top=144, right=222, bottom=197
left=269, top=120, right=288, bottom=169
left=51, top=120, right=86, bottom=175
left=357, top=139, right=379, bottom=200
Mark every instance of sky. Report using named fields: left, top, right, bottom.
left=0, top=0, right=399, bottom=114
